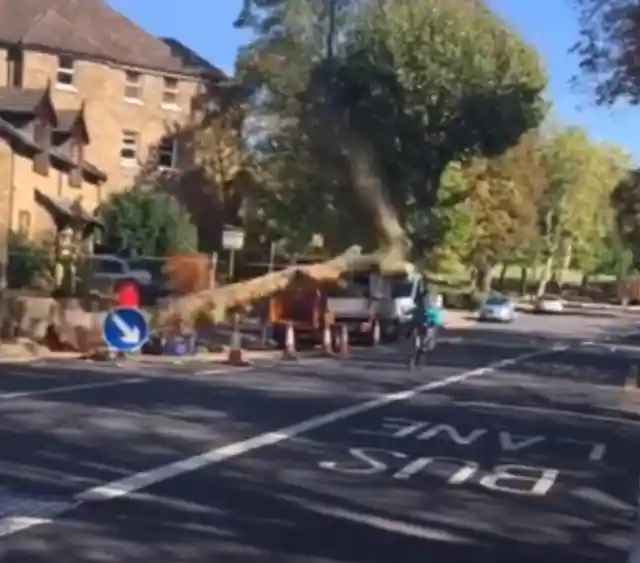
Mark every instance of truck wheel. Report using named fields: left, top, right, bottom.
left=273, top=324, right=286, bottom=349
left=368, top=321, right=380, bottom=346
left=331, top=325, right=342, bottom=353
left=387, top=320, right=401, bottom=342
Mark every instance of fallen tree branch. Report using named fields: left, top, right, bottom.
left=153, top=243, right=407, bottom=328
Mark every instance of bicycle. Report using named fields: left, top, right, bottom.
left=407, top=324, right=437, bottom=370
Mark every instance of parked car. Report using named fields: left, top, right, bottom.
left=534, top=293, right=564, bottom=314
left=479, top=295, right=515, bottom=323
left=81, top=254, right=153, bottom=294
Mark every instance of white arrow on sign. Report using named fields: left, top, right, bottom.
left=111, top=313, right=141, bottom=345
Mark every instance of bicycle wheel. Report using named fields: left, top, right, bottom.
left=407, top=330, right=419, bottom=369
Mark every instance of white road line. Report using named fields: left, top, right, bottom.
left=194, top=366, right=252, bottom=376
left=0, top=377, right=145, bottom=400
left=454, top=401, right=640, bottom=426
left=0, top=346, right=561, bottom=538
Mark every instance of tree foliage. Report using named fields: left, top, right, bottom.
left=612, top=169, right=640, bottom=268
left=8, top=232, right=52, bottom=289
left=226, top=0, right=633, bottom=297
left=235, top=0, right=547, bottom=255
left=572, top=0, right=640, bottom=104
left=98, top=187, right=198, bottom=258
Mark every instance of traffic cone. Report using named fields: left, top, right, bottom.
left=320, top=323, right=333, bottom=356
left=339, top=323, right=349, bottom=357
left=282, top=322, right=297, bottom=360
left=226, top=324, right=248, bottom=366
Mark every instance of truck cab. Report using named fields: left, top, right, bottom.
left=326, top=264, right=424, bottom=343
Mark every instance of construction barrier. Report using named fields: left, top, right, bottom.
left=281, top=322, right=298, bottom=360
left=226, top=315, right=249, bottom=366
left=321, top=323, right=333, bottom=356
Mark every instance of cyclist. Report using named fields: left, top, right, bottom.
left=409, top=291, right=443, bottom=367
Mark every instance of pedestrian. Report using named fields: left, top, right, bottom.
left=114, top=275, right=140, bottom=309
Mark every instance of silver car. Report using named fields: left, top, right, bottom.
left=479, top=295, right=515, bottom=323
left=534, top=294, right=564, bottom=314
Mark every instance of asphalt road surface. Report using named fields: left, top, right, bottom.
left=0, top=311, right=639, bottom=562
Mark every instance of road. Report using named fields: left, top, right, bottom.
left=0, top=311, right=639, bottom=562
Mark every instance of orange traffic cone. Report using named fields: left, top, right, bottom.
left=339, top=323, right=349, bottom=357
left=320, top=323, right=333, bottom=356
left=282, top=322, right=297, bottom=360
left=226, top=323, right=248, bottom=366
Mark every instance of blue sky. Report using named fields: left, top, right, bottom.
left=108, top=0, right=640, bottom=158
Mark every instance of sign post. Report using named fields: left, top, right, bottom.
left=222, top=226, right=245, bottom=283
left=102, top=307, right=149, bottom=352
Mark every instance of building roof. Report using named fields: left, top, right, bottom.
left=0, top=0, right=225, bottom=78
left=55, top=109, right=79, bottom=130
left=0, top=87, right=46, bottom=113
left=0, top=112, right=106, bottom=183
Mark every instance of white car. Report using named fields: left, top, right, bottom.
left=479, top=296, right=516, bottom=322
left=534, top=294, right=564, bottom=314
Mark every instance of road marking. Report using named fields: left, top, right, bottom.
left=194, top=366, right=252, bottom=376
left=278, top=493, right=472, bottom=543
left=455, top=401, right=640, bottom=426
left=0, top=346, right=562, bottom=538
left=0, top=377, right=145, bottom=400
left=628, top=476, right=640, bottom=563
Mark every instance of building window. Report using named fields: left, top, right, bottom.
left=120, top=129, right=139, bottom=166
left=158, top=137, right=178, bottom=169
left=124, top=71, right=142, bottom=101
left=18, top=211, right=31, bottom=236
left=162, top=77, right=179, bottom=106
left=56, top=55, right=75, bottom=88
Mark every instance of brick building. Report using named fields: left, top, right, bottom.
left=0, top=0, right=224, bottom=238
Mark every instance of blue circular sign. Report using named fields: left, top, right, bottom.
left=102, top=307, right=149, bottom=352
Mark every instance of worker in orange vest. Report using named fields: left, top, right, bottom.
left=113, top=276, right=140, bottom=309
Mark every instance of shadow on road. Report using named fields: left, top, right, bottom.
left=0, top=335, right=637, bottom=561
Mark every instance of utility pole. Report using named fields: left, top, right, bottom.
left=326, top=0, right=336, bottom=61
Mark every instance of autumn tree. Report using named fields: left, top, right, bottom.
left=462, top=131, right=547, bottom=292
left=184, top=83, right=257, bottom=251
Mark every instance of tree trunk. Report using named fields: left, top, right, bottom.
left=579, top=273, right=589, bottom=294
left=153, top=244, right=407, bottom=328
left=555, top=239, right=573, bottom=286
left=497, top=263, right=508, bottom=290
left=475, top=266, right=493, bottom=294
left=518, top=267, right=528, bottom=296
left=536, top=255, right=555, bottom=297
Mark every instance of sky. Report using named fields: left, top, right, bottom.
left=108, top=0, right=640, bottom=159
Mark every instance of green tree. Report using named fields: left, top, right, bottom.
left=236, top=0, right=547, bottom=254
left=572, top=0, right=640, bottom=104
left=316, top=0, right=546, bottom=252
left=535, top=128, right=628, bottom=294
left=235, top=0, right=363, bottom=251
left=7, top=232, right=52, bottom=289
left=570, top=142, right=629, bottom=281
left=611, top=168, right=640, bottom=270
left=98, top=187, right=198, bottom=258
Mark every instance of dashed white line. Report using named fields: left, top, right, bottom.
left=0, top=377, right=145, bottom=400
left=0, top=346, right=563, bottom=538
